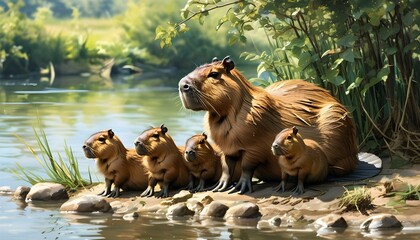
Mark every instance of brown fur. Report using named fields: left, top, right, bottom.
left=184, top=133, right=235, bottom=192
left=272, top=127, right=328, bottom=194
left=134, top=124, right=190, bottom=198
left=82, top=129, right=148, bottom=197
left=178, top=57, right=358, bottom=193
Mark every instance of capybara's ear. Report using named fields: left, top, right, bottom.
left=222, top=56, right=234, bottom=72
left=212, top=57, right=219, bottom=63
left=292, top=126, right=298, bottom=135
left=108, top=129, right=114, bottom=139
left=160, top=124, right=168, bottom=134
left=202, top=132, right=207, bottom=140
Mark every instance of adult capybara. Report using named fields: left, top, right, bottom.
left=184, top=132, right=240, bottom=192
left=82, top=129, right=148, bottom=197
left=271, top=126, right=328, bottom=194
left=178, top=56, right=358, bottom=193
left=134, top=124, right=190, bottom=198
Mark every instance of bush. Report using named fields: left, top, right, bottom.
left=0, top=1, right=104, bottom=75
left=118, top=0, right=245, bottom=69
left=157, top=0, right=420, bottom=161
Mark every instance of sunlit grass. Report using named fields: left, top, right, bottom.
left=44, top=18, right=123, bottom=43
left=10, top=126, right=94, bottom=192
left=339, top=186, right=373, bottom=214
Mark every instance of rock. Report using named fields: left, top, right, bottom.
left=268, top=216, right=282, bottom=227
left=257, top=220, right=271, bottom=230
left=166, top=203, right=195, bottom=217
left=360, top=214, right=403, bottom=230
left=160, top=190, right=193, bottom=206
left=186, top=198, right=204, bottom=213
left=224, top=202, right=261, bottom=219
left=257, top=216, right=282, bottom=230
left=26, top=183, right=68, bottom=202
left=60, top=195, right=111, bottom=213
left=315, top=214, right=348, bottom=228
left=123, top=212, right=139, bottom=221
left=13, top=186, right=31, bottom=200
left=200, top=201, right=229, bottom=218
left=198, top=195, right=213, bottom=205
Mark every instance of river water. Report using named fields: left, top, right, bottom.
left=0, top=73, right=418, bottom=239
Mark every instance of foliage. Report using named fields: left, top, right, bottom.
left=0, top=0, right=125, bottom=18
left=156, top=0, right=420, bottom=161
left=0, top=1, right=105, bottom=75
left=119, top=0, right=245, bottom=69
left=10, top=125, right=94, bottom=192
left=339, top=186, right=373, bottom=214
left=385, top=180, right=420, bottom=206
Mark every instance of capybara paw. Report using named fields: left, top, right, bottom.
left=157, top=190, right=169, bottom=198
left=140, top=187, right=154, bottom=198
left=211, top=180, right=232, bottom=192
left=228, top=178, right=253, bottom=194
left=273, top=181, right=286, bottom=192
left=291, top=185, right=304, bottom=195
left=107, top=190, right=120, bottom=198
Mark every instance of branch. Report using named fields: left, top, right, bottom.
left=176, top=0, right=245, bottom=29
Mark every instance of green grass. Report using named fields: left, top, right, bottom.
left=339, top=186, right=373, bottom=214
left=44, top=18, right=123, bottom=45
left=11, top=125, right=94, bottom=192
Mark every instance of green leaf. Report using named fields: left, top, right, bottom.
left=385, top=47, right=397, bottom=55
left=323, top=68, right=344, bottom=86
left=243, top=24, right=254, bottom=31
left=290, top=37, right=306, bottom=48
left=377, top=67, right=390, bottom=82
left=402, top=12, right=414, bottom=26
left=298, top=52, right=311, bottom=70
left=181, top=8, right=189, bottom=19
left=329, top=75, right=345, bottom=86
left=361, top=77, right=382, bottom=97
left=337, top=34, right=356, bottom=47
left=346, top=77, right=363, bottom=94
left=178, top=23, right=189, bottom=33
left=332, top=58, right=344, bottom=69
left=340, top=49, right=355, bottom=62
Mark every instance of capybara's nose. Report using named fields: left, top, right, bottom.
left=185, top=150, right=196, bottom=161
left=134, top=141, right=140, bottom=147
left=271, top=143, right=281, bottom=156
left=179, top=77, right=191, bottom=92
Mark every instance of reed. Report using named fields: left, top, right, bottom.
left=11, top=126, right=94, bottom=192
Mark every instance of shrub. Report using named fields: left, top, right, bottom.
left=156, top=0, right=420, bottom=162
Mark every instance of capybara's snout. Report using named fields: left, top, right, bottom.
left=82, top=144, right=96, bottom=158
left=271, top=142, right=282, bottom=156
left=179, top=77, right=192, bottom=93
left=184, top=149, right=196, bottom=162
left=134, top=140, right=148, bottom=155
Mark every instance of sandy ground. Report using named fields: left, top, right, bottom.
left=75, top=157, right=420, bottom=227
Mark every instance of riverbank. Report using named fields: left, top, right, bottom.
left=67, top=156, right=420, bottom=229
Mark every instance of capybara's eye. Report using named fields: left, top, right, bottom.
left=287, top=135, right=292, bottom=140
left=208, top=72, right=220, bottom=79
left=199, top=139, right=205, bottom=144
left=98, top=137, right=106, bottom=142
left=152, top=134, right=159, bottom=139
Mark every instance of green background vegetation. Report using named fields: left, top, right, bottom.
left=1, top=0, right=419, bottom=165
left=157, top=0, right=420, bottom=164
